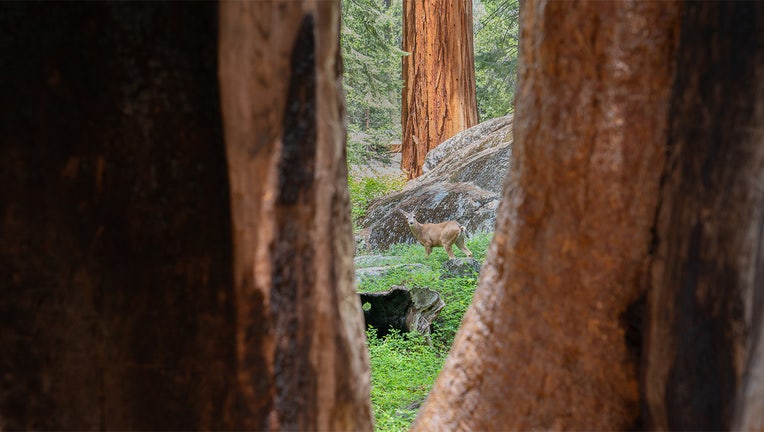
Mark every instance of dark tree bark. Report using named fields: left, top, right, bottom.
left=0, top=2, right=371, bottom=430
left=218, top=1, right=372, bottom=430
left=413, top=1, right=682, bottom=430
left=644, top=3, right=764, bottom=430
left=0, top=3, right=236, bottom=430
left=401, top=0, right=478, bottom=179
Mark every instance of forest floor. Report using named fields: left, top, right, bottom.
left=356, top=232, right=492, bottom=432
left=349, top=152, right=403, bottom=179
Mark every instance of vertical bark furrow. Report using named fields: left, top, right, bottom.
left=272, top=12, right=319, bottom=429
left=279, top=14, right=317, bottom=206
left=401, top=0, right=478, bottom=179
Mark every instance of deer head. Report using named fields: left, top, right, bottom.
left=398, top=208, right=417, bottom=227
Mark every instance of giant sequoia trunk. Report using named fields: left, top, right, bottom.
left=0, top=2, right=371, bottom=430
left=644, top=3, right=764, bottom=430
left=401, top=0, right=478, bottom=179
left=413, top=2, right=682, bottom=429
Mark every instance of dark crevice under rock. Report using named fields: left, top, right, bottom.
left=359, top=286, right=444, bottom=337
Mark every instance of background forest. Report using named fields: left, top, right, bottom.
left=343, top=1, right=519, bottom=429
left=342, top=0, right=519, bottom=163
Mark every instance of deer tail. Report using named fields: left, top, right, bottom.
left=460, top=225, right=469, bottom=239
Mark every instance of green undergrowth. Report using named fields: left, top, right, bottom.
left=367, top=330, right=441, bottom=431
left=357, top=231, right=493, bottom=431
left=349, top=173, right=406, bottom=227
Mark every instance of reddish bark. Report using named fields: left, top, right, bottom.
left=8, top=1, right=764, bottom=430
left=401, top=0, right=478, bottom=179
left=218, top=1, right=372, bottom=430
left=413, top=1, right=682, bottom=429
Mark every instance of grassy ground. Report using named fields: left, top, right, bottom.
left=356, top=232, right=493, bottom=431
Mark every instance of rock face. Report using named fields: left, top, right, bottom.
left=421, top=115, right=514, bottom=195
left=358, top=115, right=513, bottom=252
left=440, top=258, right=482, bottom=279
left=355, top=264, right=428, bottom=286
left=353, top=255, right=403, bottom=268
left=359, top=286, right=445, bottom=336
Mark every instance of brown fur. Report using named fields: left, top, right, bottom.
left=399, top=209, right=472, bottom=259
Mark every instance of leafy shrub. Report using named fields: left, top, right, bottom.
left=348, top=174, right=406, bottom=225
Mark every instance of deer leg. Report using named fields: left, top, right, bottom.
left=456, top=236, right=473, bottom=257
left=424, top=244, right=432, bottom=256
left=445, top=244, right=456, bottom=259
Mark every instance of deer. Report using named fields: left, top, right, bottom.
left=398, top=209, right=472, bottom=259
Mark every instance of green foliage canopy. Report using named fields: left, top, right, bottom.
left=474, top=0, right=520, bottom=120
left=342, top=0, right=404, bottom=163
left=348, top=173, right=406, bottom=228
left=341, top=0, right=519, bottom=162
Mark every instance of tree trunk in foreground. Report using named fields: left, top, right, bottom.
left=0, top=4, right=236, bottom=429
left=644, top=3, right=764, bottom=430
left=218, top=1, right=372, bottom=430
left=0, top=2, right=372, bottom=430
left=401, top=0, right=478, bottom=179
left=413, top=1, right=681, bottom=429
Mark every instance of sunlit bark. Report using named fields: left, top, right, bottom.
left=218, top=1, right=373, bottom=430
left=413, top=1, right=681, bottom=429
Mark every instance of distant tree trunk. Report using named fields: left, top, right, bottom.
left=0, top=2, right=371, bottom=431
left=218, top=1, right=373, bottom=431
left=643, top=3, right=764, bottom=430
left=401, top=0, right=478, bottom=179
left=413, top=1, right=682, bottom=430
